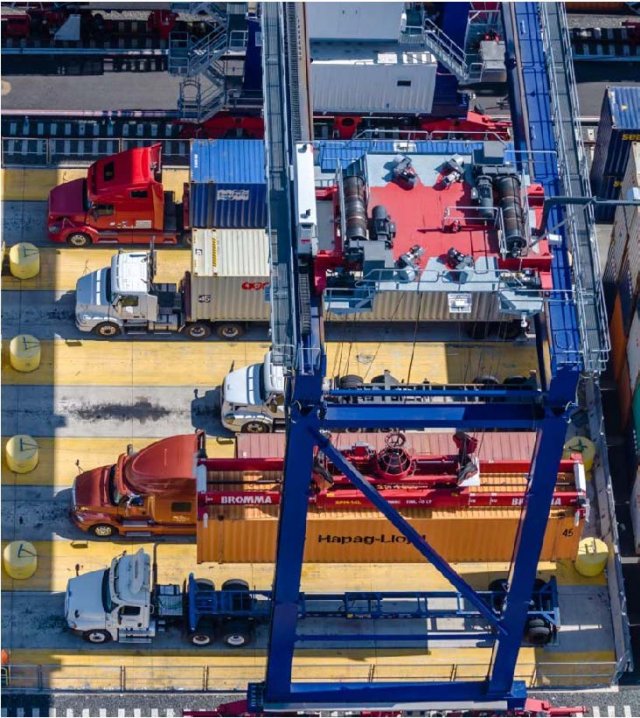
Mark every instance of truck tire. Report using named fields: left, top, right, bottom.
left=90, top=523, right=117, bottom=538
left=216, top=323, right=245, bottom=340
left=241, top=421, right=269, bottom=434
left=473, top=375, right=499, bottom=386
left=189, top=631, right=214, bottom=647
left=183, top=323, right=211, bottom=340
left=82, top=630, right=111, bottom=644
left=371, top=374, right=400, bottom=385
left=181, top=232, right=192, bottom=247
left=524, top=617, right=552, bottom=646
left=222, top=620, right=253, bottom=648
left=93, top=322, right=122, bottom=338
left=339, top=374, right=364, bottom=389
left=66, top=232, right=91, bottom=248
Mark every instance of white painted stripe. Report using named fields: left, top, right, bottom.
left=166, top=710, right=175, bottom=717
left=99, top=710, right=107, bottom=718
left=624, top=706, right=632, bottom=718
left=1, top=709, right=8, bottom=718
left=134, top=710, right=141, bottom=718
left=607, top=708, right=616, bottom=717
left=32, top=709, right=40, bottom=717
left=151, top=710, right=159, bottom=718
left=66, top=710, right=74, bottom=718
left=592, top=708, right=601, bottom=718
left=118, top=710, right=126, bottom=718
left=50, top=709, right=56, bottom=717
left=82, top=710, right=90, bottom=718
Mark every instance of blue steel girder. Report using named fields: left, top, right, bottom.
left=502, top=2, right=582, bottom=384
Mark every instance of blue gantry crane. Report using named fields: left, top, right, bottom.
left=248, top=2, right=610, bottom=714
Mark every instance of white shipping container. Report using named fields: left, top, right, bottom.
left=311, top=45, right=436, bottom=115
left=628, top=304, right=640, bottom=393
left=632, top=468, right=640, bottom=554
left=306, top=2, right=405, bottom=41
left=614, top=142, right=640, bottom=292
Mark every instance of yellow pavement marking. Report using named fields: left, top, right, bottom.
left=2, top=248, right=190, bottom=291
left=1, top=167, right=189, bottom=202
left=1, top=435, right=236, bottom=488
left=5, top=648, right=614, bottom=690
left=2, top=340, right=537, bottom=388
left=0, top=538, right=604, bottom=592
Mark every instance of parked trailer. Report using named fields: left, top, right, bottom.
left=74, top=229, right=268, bottom=339
left=64, top=549, right=560, bottom=647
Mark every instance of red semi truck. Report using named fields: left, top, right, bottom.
left=47, top=144, right=190, bottom=247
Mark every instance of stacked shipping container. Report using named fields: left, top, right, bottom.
left=602, top=142, right=640, bottom=552
left=591, top=87, right=640, bottom=222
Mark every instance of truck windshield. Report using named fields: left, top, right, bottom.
left=104, top=269, right=113, bottom=303
left=108, top=465, right=123, bottom=505
left=101, top=569, right=116, bottom=613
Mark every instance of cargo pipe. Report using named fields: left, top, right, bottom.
left=495, top=173, right=526, bottom=258
left=343, top=174, right=368, bottom=242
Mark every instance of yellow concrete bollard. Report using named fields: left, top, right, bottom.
left=563, top=436, right=596, bottom=472
left=8, top=242, right=40, bottom=279
left=5, top=435, right=39, bottom=474
left=2, top=541, right=38, bottom=580
left=9, top=335, right=41, bottom=372
left=574, top=537, right=608, bottom=577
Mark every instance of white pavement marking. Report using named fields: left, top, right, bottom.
left=165, top=710, right=175, bottom=717
left=134, top=710, right=141, bottom=718
left=50, top=709, right=56, bottom=717
left=624, top=707, right=633, bottom=718
left=151, top=710, right=159, bottom=718
left=1, top=709, right=7, bottom=718
left=592, top=708, right=600, bottom=718
left=607, top=708, right=615, bottom=718
left=99, top=710, right=107, bottom=718
left=118, top=710, right=126, bottom=718
left=16, top=709, right=24, bottom=717
left=32, top=709, right=40, bottom=717
left=66, top=710, right=74, bottom=718
left=82, top=710, right=90, bottom=717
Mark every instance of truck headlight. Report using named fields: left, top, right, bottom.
left=68, top=620, right=77, bottom=629
left=48, top=224, right=62, bottom=234
left=77, top=314, right=91, bottom=324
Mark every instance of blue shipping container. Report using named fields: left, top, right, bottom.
left=591, top=86, right=640, bottom=221
left=189, top=140, right=267, bottom=228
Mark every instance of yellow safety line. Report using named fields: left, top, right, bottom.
left=1, top=435, right=236, bottom=488
left=1, top=168, right=189, bottom=202
left=2, top=340, right=538, bottom=388
left=0, top=538, right=605, bottom=592
left=2, top=248, right=190, bottom=292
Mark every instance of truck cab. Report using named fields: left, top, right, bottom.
left=71, top=433, right=203, bottom=537
left=75, top=251, right=183, bottom=337
left=220, top=351, right=286, bottom=433
left=48, top=144, right=186, bottom=247
left=65, top=549, right=156, bottom=644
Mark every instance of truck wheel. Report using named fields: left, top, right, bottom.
left=181, top=233, right=192, bottom=247
left=93, top=322, right=121, bottom=338
left=473, top=375, right=499, bottom=386
left=524, top=617, right=552, bottom=646
left=339, top=374, right=364, bottom=389
left=66, top=232, right=91, bottom=248
left=183, top=323, right=211, bottom=339
left=216, top=323, right=245, bottom=340
left=371, top=374, right=400, bottom=385
left=82, top=630, right=111, bottom=644
left=90, top=523, right=117, bottom=538
left=222, top=620, right=253, bottom=648
left=241, top=421, right=269, bottom=434
left=190, top=631, right=214, bottom=647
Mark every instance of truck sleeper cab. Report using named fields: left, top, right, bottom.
left=48, top=144, right=189, bottom=247
left=71, top=432, right=203, bottom=537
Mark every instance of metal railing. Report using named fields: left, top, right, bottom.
left=413, top=17, right=468, bottom=83
left=1, top=660, right=618, bottom=693
left=539, top=2, right=610, bottom=375
left=1, top=137, right=191, bottom=167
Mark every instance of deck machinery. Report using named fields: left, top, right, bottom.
left=245, top=2, right=611, bottom=715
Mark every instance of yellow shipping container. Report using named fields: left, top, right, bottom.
left=197, top=506, right=583, bottom=564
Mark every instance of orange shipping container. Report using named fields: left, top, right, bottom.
left=619, top=359, right=633, bottom=428
left=610, top=292, right=627, bottom=381
left=197, top=506, right=583, bottom=564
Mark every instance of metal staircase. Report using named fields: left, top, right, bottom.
left=168, top=3, right=230, bottom=122
left=420, top=17, right=469, bottom=83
